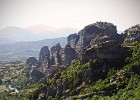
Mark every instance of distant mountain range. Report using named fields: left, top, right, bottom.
left=25, top=24, right=78, bottom=39
left=0, top=24, right=77, bottom=62
left=0, top=38, right=15, bottom=44
left=0, top=25, right=78, bottom=42
left=0, top=37, right=67, bottom=62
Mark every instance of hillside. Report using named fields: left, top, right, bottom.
left=0, top=26, right=39, bottom=42
left=0, top=37, right=67, bottom=62
left=0, top=22, right=140, bottom=100
left=0, top=25, right=78, bottom=42
left=28, top=42, right=140, bottom=100
left=24, top=22, right=140, bottom=100
left=0, top=38, right=15, bottom=44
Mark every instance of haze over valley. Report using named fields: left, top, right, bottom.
left=0, top=0, right=140, bottom=100
left=0, top=24, right=78, bottom=42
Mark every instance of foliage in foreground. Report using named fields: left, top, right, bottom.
left=1, top=42, right=140, bottom=100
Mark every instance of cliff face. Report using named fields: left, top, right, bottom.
left=38, top=43, right=78, bottom=67
left=28, top=37, right=140, bottom=100
left=66, top=22, right=127, bottom=64
left=50, top=43, right=62, bottom=65
left=81, top=41, right=129, bottom=64
left=60, top=44, right=78, bottom=65
left=25, top=22, right=140, bottom=100
left=68, top=22, right=123, bottom=52
left=124, top=24, right=140, bottom=43
left=26, top=21, right=139, bottom=81
left=67, top=33, right=79, bottom=49
left=26, top=57, right=37, bottom=67
left=27, top=21, right=125, bottom=66
left=39, top=46, right=50, bottom=68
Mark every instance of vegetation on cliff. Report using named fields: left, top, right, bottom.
left=0, top=22, right=140, bottom=100
left=25, top=42, right=140, bottom=100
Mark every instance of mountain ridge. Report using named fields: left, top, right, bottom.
left=0, top=37, right=67, bottom=62
left=0, top=25, right=78, bottom=42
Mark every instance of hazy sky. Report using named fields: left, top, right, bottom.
left=0, top=0, right=140, bottom=31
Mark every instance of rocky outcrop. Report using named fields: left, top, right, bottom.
left=77, top=22, right=118, bottom=52
left=26, top=57, right=44, bottom=80
left=29, top=67, right=45, bottom=82
left=50, top=43, right=62, bottom=65
left=67, top=33, right=79, bottom=49
left=26, top=22, right=125, bottom=72
left=67, top=22, right=122, bottom=53
left=81, top=41, right=129, bottom=64
left=39, top=43, right=78, bottom=66
left=26, top=57, right=37, bottom=66
left=60, top=44, right=78, bottom=65
left=26, top=21, right=139, bottom=82
left=51, top=43, right=61, bottom=55
left=124, top=24, right=140, bottom=43
left=39, top=46, right=50, bottom=68
left=28, top=21, right=128, bottom=68
left=66, top=22, right=128, bottom=65
left=26, top=42, right=79, bottom=81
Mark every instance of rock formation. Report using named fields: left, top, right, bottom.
left=38, top=43, right=78, bottom=66
left=26, top=57, right=44, bottom=80
left=50, top=43, right=62, bottom=65
left=65, top=22, right=131, bottom=65
left=28, top=21, right=128, bottom=69
left=60, top=44, right=78, bottom=65
left=26, top=57, right=37, bottom=67
left=51, top=43, right=61, bottom=55
left=39, top=46, right=50, bottom=68
left=26, top=21, right=139, bottom=82
left=81, top=40, right=129, bottom=64
left=26, top=22, right=140, bottom=100
left=29, top=66, right=45, bottom=82
left=124, top=24, right=140, bottom=43
left=67, top=21, right=122, bottom=53
left=67, top=33, right=79, bottom=49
